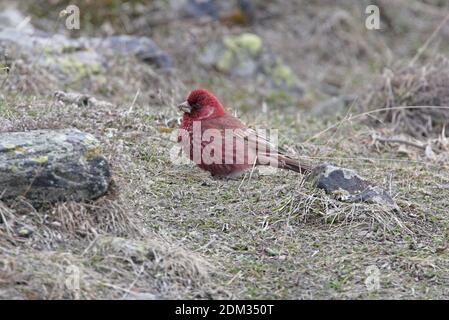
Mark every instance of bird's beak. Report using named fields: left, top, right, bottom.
left=177, top=101, right=192, bottom=113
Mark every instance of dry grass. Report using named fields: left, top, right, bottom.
left=0, top=235, right=218, bottom=299
left=362, top=57, right=449, bottom=137
left=0, top=187, right=224, bottom=299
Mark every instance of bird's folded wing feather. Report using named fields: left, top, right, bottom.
left=202, top=113, right=289, bottom=156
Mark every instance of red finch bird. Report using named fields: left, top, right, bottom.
left=177, top=88, right=310, bottom=177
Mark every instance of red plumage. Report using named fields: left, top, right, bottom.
left=178, top=88, right=310, bottom=177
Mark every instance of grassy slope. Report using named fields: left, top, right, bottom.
left=2, top=93, right=448, bottom=299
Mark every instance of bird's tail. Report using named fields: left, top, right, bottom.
left=257, top=153, right=311, bottom=174
left=277, top=155, right=311, bottom=174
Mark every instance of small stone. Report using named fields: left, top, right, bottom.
left=17, top=227, right=33, bottom=238
left=264, top=247, right=279, bottom=257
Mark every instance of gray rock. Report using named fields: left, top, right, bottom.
left=308, top=163, right=399, bottom=210
left=87, top=35, right=173, bottom=70
left=0, top=129, right=111, bottom=205
left=0, top=27, right=172, bottom=73
left=179, top=0, right=220, bottom=19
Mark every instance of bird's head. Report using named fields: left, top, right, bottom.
left=178, top=88, right=226, bottom=120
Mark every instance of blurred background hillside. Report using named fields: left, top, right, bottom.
left=2, top=0, right=449, bottom=111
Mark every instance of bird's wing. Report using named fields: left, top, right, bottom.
left=232, top=128, right=282, bottom=155
left=202, top=113, right=288, bottom=156
left=200, top=113, right=310, bottom=172
left=201, top=113, right=246, bottom=130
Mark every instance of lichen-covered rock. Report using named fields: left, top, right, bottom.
left=0, top=129, right=111, bottom=205
left=0, top=26, right=172, bottom=69
left=308, top=163, right=399, bottom=210
left=0, top=27, right=172, bottom=88
left=215, top=33, right=262, bottom=76
left=200, top=33, right=303, bottom=97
